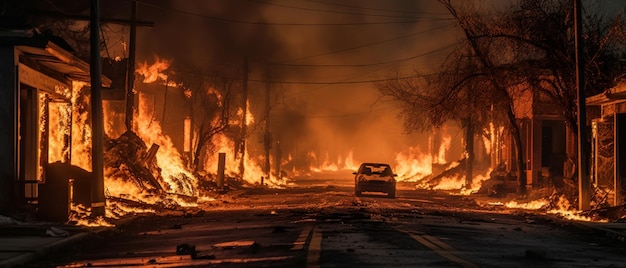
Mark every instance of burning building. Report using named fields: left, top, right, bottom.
left=587, top=82, right=626, bottom=207
left=0, top=28, right=112, bottom=220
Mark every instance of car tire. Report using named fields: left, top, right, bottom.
left=355, top=190, right=362, bottom=197
left=388, top=189, right=396, bottom=198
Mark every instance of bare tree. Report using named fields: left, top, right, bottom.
left=174, top=69, right=238, bottom=174
left=381, top=0, right=626, bottom=195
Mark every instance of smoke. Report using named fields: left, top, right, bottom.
left=128, top=0, right=461, bottom=172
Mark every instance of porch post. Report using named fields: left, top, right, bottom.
left=0, top=47, right=18, bottom=214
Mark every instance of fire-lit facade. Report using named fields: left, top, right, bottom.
left=587, top=82, right=626, bottom=206
left=0, top=29, right=110, bottom=218
left=503, top=84, right=574, bottom=190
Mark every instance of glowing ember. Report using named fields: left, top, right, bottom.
left=505, top=199, right=549, bottom=210
left=69, top=204, right=115, bottom=227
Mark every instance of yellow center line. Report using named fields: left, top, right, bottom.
left=306, top=226, right=322, bottom=268
left=397, top=227, right=478, bottom=268
left=291, top=225, right=313, bottom=251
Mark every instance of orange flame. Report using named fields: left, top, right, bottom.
left=135, top=93, right=197, bottom=196
left=547, top=196, right=607, bottom=222
left=136, top=57, right=170, bottom=84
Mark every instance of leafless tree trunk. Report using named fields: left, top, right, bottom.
left=441, top=0, right=528, bottom=194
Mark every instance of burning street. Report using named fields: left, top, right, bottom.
left=3, top=1, right=626, bottom=267
left=23, top=175, right=626, bottom=267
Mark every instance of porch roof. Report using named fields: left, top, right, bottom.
left=1, top=29, right=111, bottom=87
left=587, top=82, right=626, bottom=106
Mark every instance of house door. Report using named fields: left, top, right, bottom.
left=618, top=113, right=625, bottom=204
left=19, top=84, right=41, bottom=202
left=541, top=120, right=567, bottom=176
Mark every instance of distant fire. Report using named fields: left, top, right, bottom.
left=308, top=151, right=358, bottom=173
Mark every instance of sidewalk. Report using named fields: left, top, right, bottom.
left=0, top=216, right=100, bottom=268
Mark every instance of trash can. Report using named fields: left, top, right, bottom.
left=38, top=178, right=72, bottom=222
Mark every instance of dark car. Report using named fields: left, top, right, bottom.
left=353, top=163, right=396, bottom=198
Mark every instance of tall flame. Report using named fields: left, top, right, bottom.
left=394, top=146, right=432, bottom=182
left=70, top=81, right=92, bottom=171
left=137, top=57, right=170, bottom=83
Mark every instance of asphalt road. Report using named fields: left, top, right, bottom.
left=21, top=174, right=626, bottom=267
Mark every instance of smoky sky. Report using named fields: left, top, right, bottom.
left=10, top=0, right=465, bottom=167
left=129, top=0, right=459, bottom=166
left=10, top=0, right=626, bottom=170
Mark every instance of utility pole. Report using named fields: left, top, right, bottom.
left=125, top=0, right=137, bottom=131
left=238, top=57, right=248, bottom=178
left=90, top=0, right=106, bottom=217
left=574, top=0, right=590, bottom=210
left=264, top=65, right=271, bottom=182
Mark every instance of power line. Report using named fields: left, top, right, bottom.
left=135, top=0, right=440, bottom=26
left=268, top=41, right=459, bottom=68
left=246, top=0, right=452, bottom=20
left=283, top=65, right=386, bottom=98
left=301, top=0, right=449, bottom=17
left=297, top=103, right=400, bottom=119
left=248, top=73, right=435, bottom=85
left=273, top=23, right=455, bottom=63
